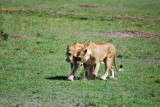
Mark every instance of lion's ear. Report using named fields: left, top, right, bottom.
left=73, top=42, right=78, bottom=45
left=84, top=49, right=87, bottom=54
left=73, top=42, right=78, bottom=48
left=83, top=43, right=88, bottom=48
left=67, top=45, right=70, bottom=49
left=84, top=41, right=91, bottom=48
left=88, top=41, right=91, bottom=44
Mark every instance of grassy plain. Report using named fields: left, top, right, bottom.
left=0, top=0, right=160, bottom=106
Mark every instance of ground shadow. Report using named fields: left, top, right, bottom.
left=45, top=76, right=68, bottom=80
left=45, top=76, right=80, bottom=80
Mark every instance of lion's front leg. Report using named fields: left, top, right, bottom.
left=91, top=63, right=100, bottom=80
left=68, top=63, right=78, bottom=81
left=85, top=65, right=93, bottom=79
left=83, top=64, right=89, bottom=79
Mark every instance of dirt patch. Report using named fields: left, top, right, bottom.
left=10, top=35, right=24, bottom=39
left=69, top=4, right=120, bottom=11
left=1, top=8, right=160, bottom=23
left=69, top=5, right=160, bottom=23
left=0, top=9, right=41, bottom=13
left=9, top=35, right=42, bottom=40
left=81, top=30, right=159, bottom=38
left=70, top=4, right=105, bottom=9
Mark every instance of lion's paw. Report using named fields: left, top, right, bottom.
left=100, top=75, right=107, bottom=80
left=68, top=76, right=74, bottom=81
left=91, top=74, right=97, bottom=80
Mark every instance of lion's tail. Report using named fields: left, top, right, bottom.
left=113, top=54, right=123, bottom=72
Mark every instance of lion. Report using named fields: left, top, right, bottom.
left=66, top=42, right=93, bottom=81
left=75, top=41, right=122, bottom=80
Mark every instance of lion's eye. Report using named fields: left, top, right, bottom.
left=68, top=53, right=71, bottom=56
left=77, top=57, right=81, bottom=61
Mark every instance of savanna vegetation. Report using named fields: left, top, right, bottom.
left=0, top=0, right=160, bottom=106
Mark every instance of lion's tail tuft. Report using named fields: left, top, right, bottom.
left=118, top=65, right=123, bottom=71
left=113, top=55, right=124, bottom=72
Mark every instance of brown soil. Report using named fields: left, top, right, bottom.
left=81, top=30, right=159, bottom=38
left=9, top=35, right=42, bottom=40
left=0, top=9, right=41, bottom=13
left=69, top=4, right=120, bottom=11
left=10, top=35, right=24, bottom=39
left=1, top=31, right=159, bottom=40
left=70, top=4, right=105, bottom=9
left=1, top=8, right=160, bottom=23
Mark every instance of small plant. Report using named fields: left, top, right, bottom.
left=36, top=32, right=44, bottom=37
left=0, top=30, right=9, bottom=41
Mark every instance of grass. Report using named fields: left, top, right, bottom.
left=0, top=0, right=160, bottom=106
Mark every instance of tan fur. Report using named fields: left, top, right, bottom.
left=66, top=42, right=84, bottom=63
left=66, top=42, right=92, bottom=81
left=76, top=41, right=121, bottom=80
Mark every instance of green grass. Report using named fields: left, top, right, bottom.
left=0, top=0, right=160, bottom=106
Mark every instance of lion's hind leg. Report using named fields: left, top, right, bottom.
left=109, top=66, right=115, bottom=79
left=100, top=56, right=113, bottom=80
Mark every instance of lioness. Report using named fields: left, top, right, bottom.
left=76, top=41, right=122, bottom=80
left=66, top=42, right=92, bottom=81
